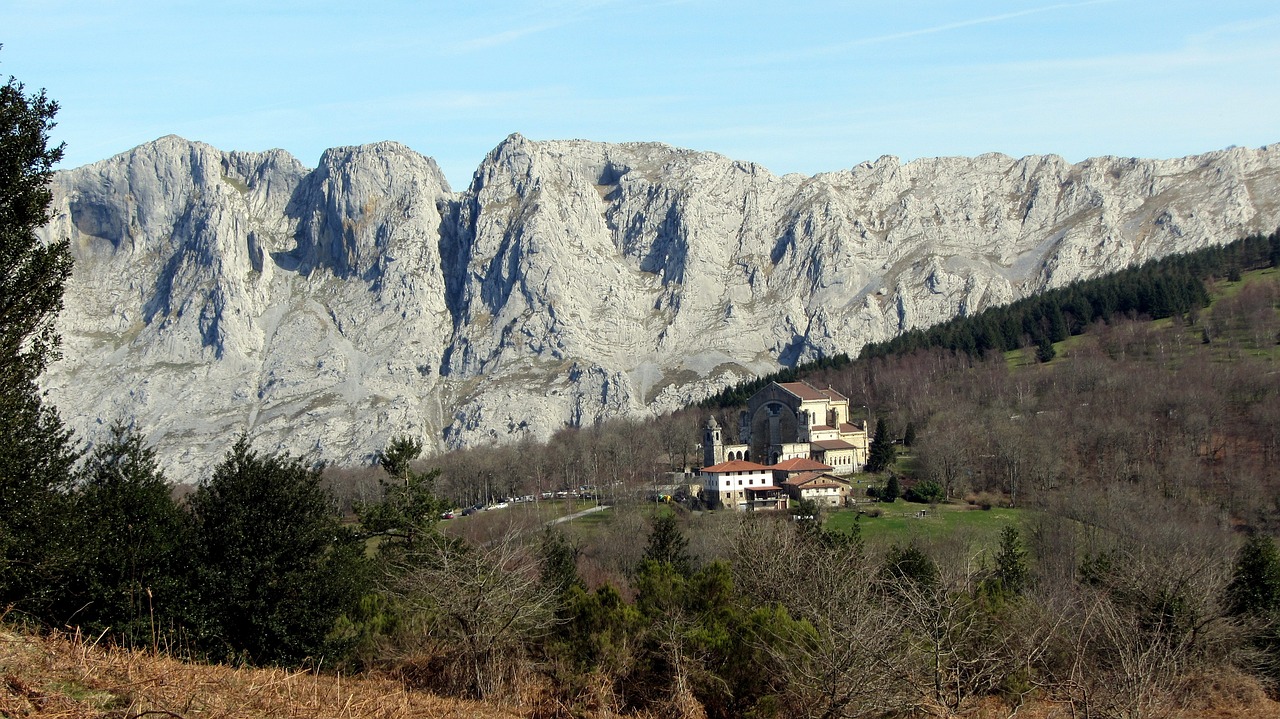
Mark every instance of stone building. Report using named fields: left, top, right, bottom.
left=737, top=381, right=869, bottom=471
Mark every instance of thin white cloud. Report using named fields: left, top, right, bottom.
left=449, top=20, right=570, bottom=52
left=740, top=0, right=1120, bottom=66
left=841, top=0, right=1118, bottom=48
left=444, top=0, right=697, bottom=53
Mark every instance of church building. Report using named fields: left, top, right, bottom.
left=698, top=380, right=870, bottom=511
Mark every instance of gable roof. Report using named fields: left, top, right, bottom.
left=777, top=381, right=828, bottom=402
left=782, top=471, right=851, bottom=489
left=838, top=422, right=865, bottom=433
left=769, top=457, right=834, bottom=472
left=701, top=459, right=772, bottom=473
left=811, top=438, right=858, bottom=451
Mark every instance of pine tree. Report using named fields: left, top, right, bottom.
left=0, top=66, right=70, bottom=387
left=1227, top=533, right=1280, bottom=618
left=356, top=435, right=448, bottom=553
left=866, top=418, right=896, bottom=472
left=903, top=421, right=917, bottom=448
left=1035, top=335, right=1056, bottom=363
left=991, top=526, right=1029, bottom=597
left=0, top=63, right=80, bottom=621
left=66, top=421, right=188, bottom=644
left=641, top=513, right=691, bottom=576
left=882, top=474, right=901, bottom=503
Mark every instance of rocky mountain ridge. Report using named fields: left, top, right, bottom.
left=38, top=135, right=1280, bottom=478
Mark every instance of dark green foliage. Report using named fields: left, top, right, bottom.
left=790, top=497, right=821, bottom=522
left=65, top=422, right=188, bottom=645
left=538, top=527, right=583, bottom=595
left=0, top=67, right=70, bottom=387
left=187, top=437, right=369, bottom=665
left=1227, top=534, right=1280, bottom=688
left=356, top=436, right=448, bottom=552
left=882, top=542, right=939, bottom=590
left=630, top=559, right=770, bottom=716
left=1226, top=533, right=1280, bottom=618
left=866, top=418, right=896, bottom=473
left=986, top=526, right=1029, bottom=598
left=881, top=473, right=901, bottom=503
left=551, top=582, right=644, bottom=679
left=905, top=479, right=944, bottom=504
left=1035, top=335, right=1056, bottom=363
left=641, top=512, right=691, bottom=576
left=0, top=393, right=77, bottom=620
left=377, top=435, right=423, bottom=477
left=0, top=65, right=79, bottom=623
left=903, top=421, right=917, bottom=448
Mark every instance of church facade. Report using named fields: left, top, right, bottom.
left=739, top=381, right=868, bottom=471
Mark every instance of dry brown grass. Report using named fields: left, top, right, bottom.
left=6, top=623, right=1279, bottom=719
left=0, top=625, right=521, bottom=719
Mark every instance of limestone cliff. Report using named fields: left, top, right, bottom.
left=38, top=135, right=1280, bottom=478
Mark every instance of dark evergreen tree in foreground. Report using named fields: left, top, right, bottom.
left=0, top=62, right=69, bottom=387
left=640, top=513, right=692, bottom=576
left=187, top=437, right=369, bottom=665
left=0, top=60, right=80, bottom=621
left=1227, top=534, right=1280, bottom=618
left=66, top=422, right=188, bottom=644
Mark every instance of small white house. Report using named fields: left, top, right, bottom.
left=700, top=460, right=787, bottom=511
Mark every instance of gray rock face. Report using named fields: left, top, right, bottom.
left=38, top=134, right=1280, bottom=479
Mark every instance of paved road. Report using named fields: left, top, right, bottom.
left=547, top=503, right=609, bottom=526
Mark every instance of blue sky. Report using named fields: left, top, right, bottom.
left=2, top=0, right=1277, bottom=190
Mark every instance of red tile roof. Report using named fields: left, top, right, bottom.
left=838, top=422, right=865, bottom=433
left=769, top=457, right=833, bottom=472
left=777, top=381, right=827, bottom=401
left=810, top=424, right=835, bottom=432
left=782, top=471, right=849, bottom=488
left=701, top=460, right=772, bottom=473
left=811, top=439, right=857, bottom=451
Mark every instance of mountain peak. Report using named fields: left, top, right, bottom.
left=39, top=139, right=1280, bottom=479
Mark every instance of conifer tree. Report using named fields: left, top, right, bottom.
left=0, top=61, right=79, bottom=620
left=187, top=437, right=368, bottom=665
left=882, top=474, right=901, bottom=503
left=66, top=421, right=188, bottom=644
left=641, top=513, right=691, bottom=576
left=1227, top=533, right=1280, bottom=618
left=866, top=418, right=896, bottom=472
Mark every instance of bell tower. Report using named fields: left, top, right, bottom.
left=703, top=416, right=724, bottom=467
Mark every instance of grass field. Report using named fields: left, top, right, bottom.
left=825, top=499, right=1026, bottom=547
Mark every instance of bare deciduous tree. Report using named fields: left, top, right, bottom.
left=385, top=529, right=561, bottom=699
left=731, top=517, right=911, bottom=718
